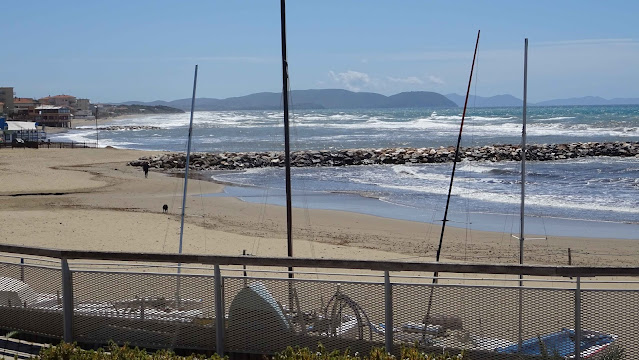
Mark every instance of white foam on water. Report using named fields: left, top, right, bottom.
left=534, top=116, right=577, bottom=121
left=371, top=180, right=639, bottom=214
left=390, top=165, right=451, bottom=182
left=49, top=130, right=134, bottom=148
left=306, top=134, right=383, bottom=141
left=346, top=161, right=639, bottom=216
left=49, top=130, right=95, bottom=143
left=457, top=162, right=509, bottom=174
left=468, top=115, right=518, bottom=121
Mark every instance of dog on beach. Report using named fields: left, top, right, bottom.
left=162, top=204, right=168, bottom=213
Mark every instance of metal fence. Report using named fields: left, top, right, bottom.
left=0, top=141, right=96, bottom=149
left=0, top=244, right=636, bottom=359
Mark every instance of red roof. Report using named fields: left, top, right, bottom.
left=14, top=97, right=36, bottom=104
left=39, top=95, right=76, bottom=101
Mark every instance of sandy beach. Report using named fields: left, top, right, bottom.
left=0, top=147, right=637, bottom=268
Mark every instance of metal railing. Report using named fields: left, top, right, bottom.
left=0, top=243, right=636, bottom=359
left=0, top=141, right=97, bottom=149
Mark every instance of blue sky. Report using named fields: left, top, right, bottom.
left=3, top=1, right=639, bottom=103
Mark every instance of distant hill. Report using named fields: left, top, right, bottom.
left=122, top=89, right=457, bottom=110
left=123, top=90, right=639, bottom=110
left=446, top=93, right=522, bottom=107
left=446, top=93, right=639, bottom=107
left=535, top=96, right=639, bottom=106
left=99, top=104, right=184, bottom=118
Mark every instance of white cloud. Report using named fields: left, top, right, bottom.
left=387, top=76, right=424, bottom=85
left=328, top=71, right=446, bottom=93
left=427, top=75, right=445, bottom=85
left=328, top=70, right=374, bottom=91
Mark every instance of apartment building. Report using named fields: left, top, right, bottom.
left=13, top=97, right=38, bottom=117
left=30, top=105, right=72, bottom=127
left=38, top=94, right=77, bottom=107
left=0, top=87, right=15, bottom=114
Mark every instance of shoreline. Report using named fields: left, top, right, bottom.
left=0, top=148, right=637, bottom=267
left=210, top=183, right=639, bottom=240
left=43, top=115, right=144, bottom=135
left=161, top=166, right=639, bottom=239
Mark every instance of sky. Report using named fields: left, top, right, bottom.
left=3, top=1, right=639, bottom=103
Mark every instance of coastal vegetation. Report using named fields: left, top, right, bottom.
left=35, top=342, right=467, bottom=360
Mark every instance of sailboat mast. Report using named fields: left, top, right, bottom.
left=517, top=38, right=528, bottom=355
left=520, top=39, right=528, bottom=267
left=178, top=64, right=199, bottom=257
left=280, top=0, right=293, bottom=275
left=423, top=31, right=480, bottom=330
left=435, top=30, right=480, bottom=266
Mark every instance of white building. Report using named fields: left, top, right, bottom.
left=1, top=121, right=43, bottom=142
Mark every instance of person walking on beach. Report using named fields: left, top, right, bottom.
left=142, top=162, right=150, bottom=178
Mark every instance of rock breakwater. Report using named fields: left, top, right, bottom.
left=129, top=141, right=639, bottom=171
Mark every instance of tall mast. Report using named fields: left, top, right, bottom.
left=434, top=30, right=481, bottom=269
left=175, top=64, right=198, bottom=305
left=280, top=0, right=293, bottom=277
left=520, top=39, right=528, bottom=268
left=518, top=38, right=528, bottom=354
left=424, top=31, right=480, bottom=328
left=178, top=64, right=199, bottom=258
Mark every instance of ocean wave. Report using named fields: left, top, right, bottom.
left=390, top=165, right=451, bottom=182
left=372, top=181, right=639, bottom=214
left=534, top=116, right=577, bottom=121
left=108, top=110, right=638, bottom=140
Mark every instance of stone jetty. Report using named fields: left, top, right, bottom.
left=129, top=141, right=639, bottom=171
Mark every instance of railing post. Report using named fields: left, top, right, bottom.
left=20, top=258, right=25, bottom=282
left=61, top=258, right=74, bottom=343
left=214, top=264, right=225, bottom=356
left=384, top=271, right=393, bottom=354
left=574, top=276, right=581, bottom=360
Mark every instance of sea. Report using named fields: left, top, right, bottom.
left=51, top=106, right=639, bottom=239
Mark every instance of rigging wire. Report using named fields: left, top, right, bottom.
left=424, top=30, right=480, bottom=329
left=192, top=141, right=211, bottom=256
left=463, top=46, right=482, bottom=263
left=287, top=73, right=321, bottom=278
left=163, top=137, right=191, bottom=253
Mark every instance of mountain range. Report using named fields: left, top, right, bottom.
left=121, top=89, right=456, bottom=111
left=120, top=89, right=639, bottom=110
left=445, top=93, right=639, bottom=107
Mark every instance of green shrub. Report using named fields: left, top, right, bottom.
left=273, top=344, right=465, bottom=360
left=599, top=346, right=625, bottom=360
left=36, top=342, right=226, bottom=360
